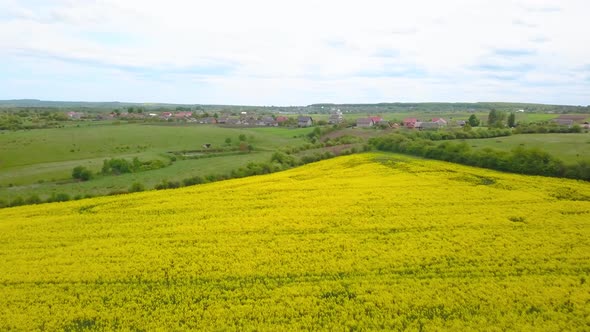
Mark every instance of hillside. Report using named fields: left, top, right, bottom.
left=1, top=153, right=589, bottom=330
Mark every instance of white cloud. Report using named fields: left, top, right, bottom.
left=0, top=0, right=588, bottom=105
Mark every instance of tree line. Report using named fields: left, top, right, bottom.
left=369, top=134, right=590, bottom=181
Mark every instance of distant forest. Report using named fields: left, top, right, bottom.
left=0, top=99, right=588, bottom=114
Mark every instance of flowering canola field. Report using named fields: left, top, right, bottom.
left=1, top=153, right=589, bottom=330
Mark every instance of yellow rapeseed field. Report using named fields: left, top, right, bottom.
left=1, top=153, right=589, bottom=330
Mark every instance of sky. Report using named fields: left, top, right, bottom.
left=0, top=0, right=589, bottom=106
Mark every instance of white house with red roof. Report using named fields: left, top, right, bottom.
left=432, top=117, right=447, bottom=126
left=403, top=118, right=418, bottom=128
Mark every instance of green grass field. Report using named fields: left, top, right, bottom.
left=0, top=122, right=313, bottom=202
left=340, top=111, right=561, bottom=124
left=465, top=133, right=590, bottom=164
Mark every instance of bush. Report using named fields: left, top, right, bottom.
left=47, top=193, right=71, bottom=203
left=25, top=194, right=42, bottom=205
left=72, top=166, right=92, bottom=181
left=129, top=182, right=145, bottom=193
left=183, top=176, right=204, bottom=186
left=10, top=196, right=25, bottom=207
left=102, top=157, right=167, bottom=175
left=102, top=158, right=132, bottom=175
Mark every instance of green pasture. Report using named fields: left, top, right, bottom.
left=338, top=111, right=560, bottom=124
left=1, top=152, right=273, bottom=202
left=0, top=122, right=313, bottom=201
left=464, top=133, right=590, bottom=164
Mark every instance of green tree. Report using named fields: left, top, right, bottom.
left=239, top=134, right=247, bottom=141
left=487, top=109, right=506, bottom=128
left=507, top=113, right=516, bottom=128
left=468, top=114, right=480, bottom=127
left=487, top=109, right=498, bottom=127
left=72, top=166, right=92, bottom=181
left=225, top=137, right=232, bottom=145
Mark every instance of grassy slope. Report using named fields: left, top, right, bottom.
left=0, top=153, right=589, bottom=330
left=0, top=123, right=313, bottom=200
left=340, top=111, right=561, bottom=123
left=465, top=133, right=590, bottom=164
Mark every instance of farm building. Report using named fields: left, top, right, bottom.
left=275, top=116, right=289, bottom=124
left=261, top=117, right=278, bottom=126
left=552, top=119, right=575, bottom=127
left=199, top=117, right=217, bottom=124
left=432, top=118, right=447, bottom=126
left=329, top=110, right=344, bottom=124
left=403, top=118, right=418, bottom=128
left=356, top=118, right=374, bottom=127
left=174, top=111, right=193, bottom=119
left=416, top=121, right=442, bottom=130
left=298, top=116, right=313, bottom=127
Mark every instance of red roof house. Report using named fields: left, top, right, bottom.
left=403, top=118, right=418, bottom=128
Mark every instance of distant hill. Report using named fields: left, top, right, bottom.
left=308, top=102, right=590, bottom=113
left=0, top=99, right=588, bottom=113
left=0, top=99, right=196, bottom=109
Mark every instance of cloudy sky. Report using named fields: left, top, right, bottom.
left=0, top=0, right=589, bottom=105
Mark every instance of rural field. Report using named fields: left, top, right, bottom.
left=0, top=123, right=314, bottom=202
left=1, top=153, right=589, bottom=330
left=465, top=133, right=590, bottom=164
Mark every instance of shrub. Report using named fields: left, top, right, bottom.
left=183, top=176, right=204, bottom=186
left=25, top=194, right=42, bottom=205
left=47, top=193, right=71, bottom=203
left=72, top=166, right=92, bottom=181
left=10, top=196, right=25, bottom=207
left=129, top=182, right=145, bottom=193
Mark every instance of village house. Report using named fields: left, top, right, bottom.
left=416, top=121, right=441, bottom=130
left=329, top=110, right=344, bottom=124
left=356, top=118, right=374, bottom=128
left=275, top=116, right=289, bottom=124
left=403, top=118, right=418, bottom=128
left=369, top=116, right=383, bottom=123
left=240, top=116, right=258, bottom=126
left=552, top=115, right=587, bottom=128
left=551, top=119, right=574, bottom=127
left=67, top=111, right=83, bottom=120
left=226, top=117, right=242, bottom=125
left=432, top=118, right=447, bottom=126
left=262, top=117, right=278, bottom=126
left=298, top=116, right=313, bottom=127
left=199, top=117, right=217, bottom=124
left=174, top=111, right=193, bottom=119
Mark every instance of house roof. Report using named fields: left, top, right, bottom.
left=356, top=118, right=374, bottom=125
left=556, top=115, right=586, bottom=121
left=432, top=117, right=447, bottom=123
left=369, top=116, right=383, bottom=122
left=298, top=116, right=312, bottom=122
left=552, top=119, right=574, bottom=125
left=417, top=122, right=440, bottom=128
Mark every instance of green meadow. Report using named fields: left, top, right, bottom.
left=0, top=122, right=313, bottom=202
left=465, top=133, right=590, bottom=164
